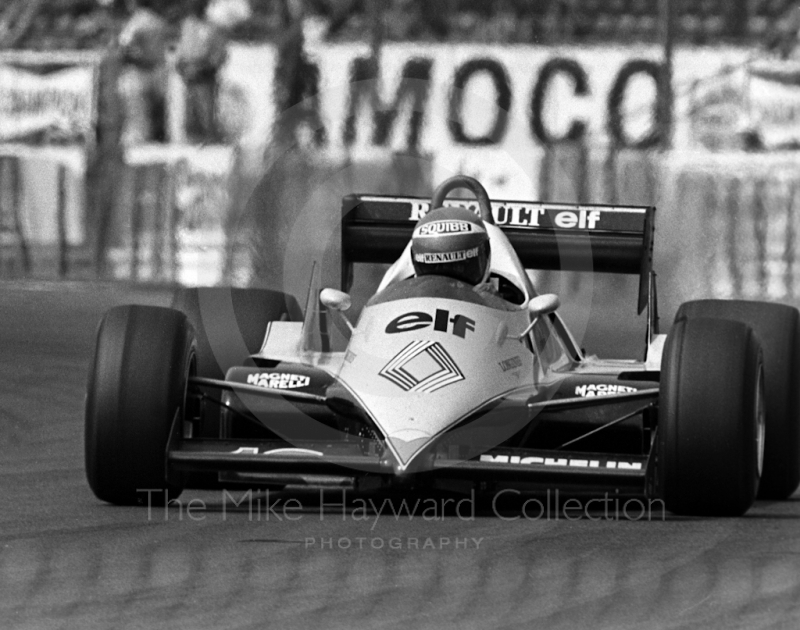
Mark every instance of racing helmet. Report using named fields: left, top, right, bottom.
left=410, top=206, right=491, bottom=285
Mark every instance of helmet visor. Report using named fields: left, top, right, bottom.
left=413, top=245, right=487, bottom=285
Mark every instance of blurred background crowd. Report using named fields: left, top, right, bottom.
left=2, top=0, right=798, bottom=147
left=6, top=0, right=800, bottom=49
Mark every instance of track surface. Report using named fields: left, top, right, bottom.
left=1, top=282, right=800, bottom=630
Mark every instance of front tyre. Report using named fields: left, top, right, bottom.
left=676, top=299, right=800, bottom=499
left=85, top=305, right=196, bottom=505
left=658, top=318, right=764, bottom=516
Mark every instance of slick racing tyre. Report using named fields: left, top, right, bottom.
left=676, top=300, right=800, bottom=499
left=85, top=305, right=196, bottom=506
left=658, top=317, right=764, bottom=516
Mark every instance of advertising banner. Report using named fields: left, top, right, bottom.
left=218, top=43, right=751, bottom=160
left=685, top=55, right=800, bottom=152
left=0, top=52, right=101, bottom=253
left=747, top=59, right=800, bottom=149
left=0, top=52, right=100, bottom=145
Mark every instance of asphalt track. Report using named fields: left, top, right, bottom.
left=2, top=282, right=800, bottom=630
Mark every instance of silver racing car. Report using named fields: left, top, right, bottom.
left=85, top=175, right=800, bottom=516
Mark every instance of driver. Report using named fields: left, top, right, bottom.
left=411, top=206, right=490, bottom=285
left=410, top=206, right=512, bottom=308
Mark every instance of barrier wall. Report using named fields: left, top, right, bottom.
left=664, top=152, right=800, bottom=304
left=104, top=145, right=234, bottom=286
left=536, top=148, right=800, bottom=355
left=0, top=147, right=87, bottom=277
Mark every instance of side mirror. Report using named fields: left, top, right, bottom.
left=514, top=294, right=560, bottom=340
left=527, top=293, right=560, bottom=318
left=320, top=288, right=354, bottom=335
left=320, top=288, right=352, bottom=312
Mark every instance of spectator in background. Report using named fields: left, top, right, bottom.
left=175, top=0, right=229, bottom=144
left=206, top=0, right=252, bottom=30
left=767, top=3, right=800, bottom=59
left=117, top=0, right=168, bottom=144
left=544, top=0, right=578, bottom=43
left=323, top=0, right=363, bottom=40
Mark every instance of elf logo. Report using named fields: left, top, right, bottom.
left=386, top=309, right=476, bottom=338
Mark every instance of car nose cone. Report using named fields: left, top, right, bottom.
left=385, top=427, right=435, bottom=473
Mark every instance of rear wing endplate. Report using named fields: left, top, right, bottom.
left=341, top=194, right=655, bottom=314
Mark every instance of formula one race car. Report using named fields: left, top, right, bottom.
left=85, top=175, right=800, bottom=516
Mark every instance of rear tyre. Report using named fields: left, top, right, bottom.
left=85, top=305, right=195, bottom=506
left=676, top=300, right=800, bottom=499
left=171, top=287, right=302, bottom=382
left=658, top=317, right=763, bottom=516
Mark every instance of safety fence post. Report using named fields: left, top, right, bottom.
left=128, top=159, right=176, bottom=283
left=0, top=155, right=29, bottom=276
left=57, top=163, right=68, bottom=278
left=785, top=178, right=797, bottom=298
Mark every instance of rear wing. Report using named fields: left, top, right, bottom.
left=341, top=194, right=655, bottom=314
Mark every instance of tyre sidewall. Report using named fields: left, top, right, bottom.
left=85, top=305, right=195, bottom=505
left=658, top=317, right=761, bottom=516
left=676, top=299, right=800, bottom=499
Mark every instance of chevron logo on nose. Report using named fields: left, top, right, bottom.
left=379, top=340, right=464, bottom=393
